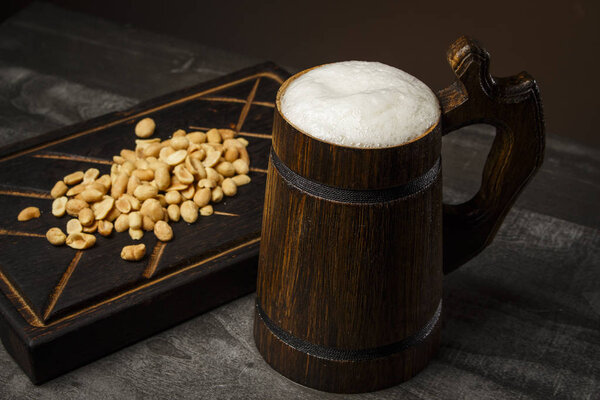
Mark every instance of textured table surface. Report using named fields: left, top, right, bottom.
left=0, top=3, right=598, bottom=399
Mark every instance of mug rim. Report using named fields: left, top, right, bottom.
left=276, top=62, right=441, bottom=151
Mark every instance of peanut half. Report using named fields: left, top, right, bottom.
left=46, top=227, right=66, bottom=246
left=18, top=207, right=40, bottom=221
left=121, top=244, right=146, bottom=261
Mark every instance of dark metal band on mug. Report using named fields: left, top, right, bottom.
left=256, top=300, right=442, bottom=362
left=270, top=149, right=441, bottom=204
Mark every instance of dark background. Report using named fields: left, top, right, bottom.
left=4, top=0, right=600, bottom=148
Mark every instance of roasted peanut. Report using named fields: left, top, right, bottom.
left=206, top=128, right=222, bottom=143
left=51, top=181, right=68, bottom=198
left=180, top=200, right=198, bottom=223
left=46, top=227, right=66, bottom=246
left=111, top=173, right=128, bottom=198
left=224, top=147, right=239, bottom=162
left=142, top=215, right=155, bottom=231
left=187, top=131, right=206, bottom=144
left=221, top=178, right=237, bottom=197
left=128, top=211, right=142, bottom=229
left=193, top=187, right=211, bottom=207
left=83, top=168, right=100, bottom=183
left=171, top=136, right=189, bottom=150
left=197, top=178, right=216, bottom=189
left=92, top=197, right=114, bottom=220
left=232, top=159, right=249, bottom=175
left=82, top=221, right=98, bottom=233
left=202, top=149, right=221, bottom=168
left=66, top=232, right=96, bottom=250
left=78, top=207, right=95, bottom=226
left=133, top=184, right=158, bottom=201
left=216, top=161, right=235, bottom=177
left=172, top=129, right=186, bottom=138
left=143, top=142, right=162, bottom=158
left=66, top=184, right=86, bottom=197
left=64, top=171, right=84, bottom=185
left=80, top=188, right=104, bottom=203
left=114, top=214, right=129, bottom=232
left=121, top=244, right=146, bottom=261
left=129, top=227, right=144, bottom=240
left=154, top=167, right=171, bottom=190
left=165, top=150, right=187, bottom=166
left=115, top=196, right=132, bottom=213
left=180, top=185, right=195, bottom=200
left=140, top=198, right=163, bottom=222
left=66, top=199, right=88, bottom=216
left=174, top=164, right=194, bottom=185
left=167, top=204, right=180, bottom=222
left=200, top=205, right=213, bottom=216
left=133, top=168, right=154, bottom=181
left=154, top=220, right=173, bottom=241
left=52, top=196, right=68, bottom=217
left=98, top=220, right=113, bottom=237
left=66, top=219, right=83, bottom=234
left=165, top=191, right=181, bottom=205
left=211, top=187, right=224, bottom=203
left=232, top=174, right=251, bottom=186
left=135, top=118, right=155, bottom=138
left=127, top=175, right=141, bottom=195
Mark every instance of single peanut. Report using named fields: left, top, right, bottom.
left=165, top=191, right=181, bottom=205
left=167, top=204, right=180, bottom=222
left=17, top=207, right=40, bottom=222
left=135, top=118, right=155, bottom=138
left=224, top=147, right=239, bottom=162
left=133, top=169, right=154, bottom=181
left=83, top=168, right=100, bottom=183
left=92, top=197, right=115, bottom=220
left=142, top=215, right=155, bottom=231
left=111, top=173, right=128, bottom=198
left=115, top=196, right=132, bottom=213
left=121, top=244, right=146, bottom=261
left=216, top=161, right=235, bottom=177
left=154, top=220, right=173, bottom=242
left=78, top=207, right=95, bottom=226
left=140, top=198, right=163, bottom=222
left=98, top=220, right=113, bottom=237
left=129, top=227, right=144, bottom=240
left=180, top=185, right=195, bottom=200
left=128, top=211, right=142, bottom=229
left=133, top=184, right=158, bottom=201
left=171, top=136, right=189, bottom=150
left=219, top=129, right=236, bottom=140
left=64, top=171, right=84, bottom=185
left=66, top=232, right=96, bottom=250
left=206, top=128, right=222, bottom=143
left=65, top=199, right=88, bottom=217
left=200, top=205, right=213, bottom=216
left=187, top=131, right=206, bottom=144
left=172, top=129, right=186, bottom=138
left=232, top=159, right=249, bottom=175
left=232, top=174, right=251, bottom=186
left=221, top=178, right=237, bottom=197
left=193, top=187, right=211, bottom=207
left=52, top=196, right=68, bottom=217
left=143, top=142, right=162, bottom=158
left=127, top=175, right=141, bottom=195
left=81, top=188, right=104, bottom=203
left=211, top=187, right=224, bottom=203
left=51, top=181, right=68, bottom=198
left=114, top=214, right=129, bottom=232
left=174, top=164, right=194, bottom=185
left=154, top=167, right=171, bottom=190
left=83, top=221, right=98, bottom=233
left=165, top=150, right=187, bottom=166
left=202, top=149, right=221, bottom=168
left=180, top=200, right=198, bottom=223
left=46, top=227, right=66, bottom=246
left=66, top=219, right=83, bottom=234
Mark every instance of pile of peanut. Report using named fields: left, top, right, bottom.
left=17, top=118, right=251, bottom=261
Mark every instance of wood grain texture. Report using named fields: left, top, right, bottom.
left=0, top=61, right=288, bottom=384
left=0, top=4, right=597, bottom=399
left=438, top=36, right=545, bottom=273
left=255, top=36, right=545, bottom=393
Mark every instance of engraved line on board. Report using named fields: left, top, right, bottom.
left=196, top=96, right=275, bottom=108
left=188, top=126, right=272, bottom=140
left=42, top=251, right=83, bottom=321
left=249, top=167, right=268, bottom=174
left=0, top=267, right=44, bottom=327
left=143, top=242, right=167, bottom=279
left=0, top=189, right=53, bottom=199
left=32, top=237, right=261, bottom=330
left=0, top=72, right=284, bottom=163
left=235, top=78, right=261, bottom=133
left=213, top=211, right=240, bottom=217
left=32, top=152, right=112, bottom=165
left=0, top=229, right=46, bottom=238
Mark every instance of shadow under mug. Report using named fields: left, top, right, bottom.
left=254, top=36, right=545, bottom=393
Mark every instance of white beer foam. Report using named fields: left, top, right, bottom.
left=281, top=61, right=440, bottom=148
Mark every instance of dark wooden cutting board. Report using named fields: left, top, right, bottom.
left=0, top=62, right=289, bottom=384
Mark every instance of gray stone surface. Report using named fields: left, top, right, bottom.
left=0, top=3, right=598, bottom=399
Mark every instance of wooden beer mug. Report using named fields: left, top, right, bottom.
left=254, top=36, right=545, bottom=393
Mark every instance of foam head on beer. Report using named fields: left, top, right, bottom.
left=280, top=61, right=440, bottom=148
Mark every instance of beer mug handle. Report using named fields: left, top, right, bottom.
left=437, top=36, right=545, bottom=274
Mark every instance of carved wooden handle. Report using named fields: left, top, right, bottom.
left=437, top=36, right=545, bottom=274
